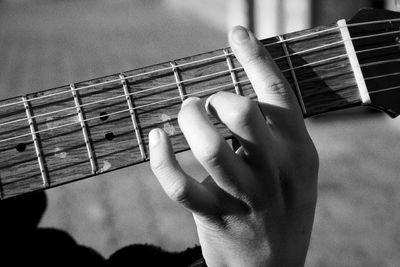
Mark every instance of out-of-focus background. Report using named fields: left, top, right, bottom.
left=0, top=0, right=399, bottom=265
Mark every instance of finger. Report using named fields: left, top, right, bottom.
left=206, top=91, right=273, bottom=167
left=178, top=97, right=251, bottom=196
left=229, top=26, right=305, bottom=130
left=149, top=128, right=217, bottom=213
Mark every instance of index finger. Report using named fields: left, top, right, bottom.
left=229, top=26, right=304, bottom=129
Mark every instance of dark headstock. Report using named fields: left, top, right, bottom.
left=348, top=8, right=400, bottom=117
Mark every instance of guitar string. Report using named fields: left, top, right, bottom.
left=2, top=75, right=400, bottom=147
left=1, top=59, right=399, bottom=145
left=5, top=83, right=400, bottom=192
left=364, top=71, right=400, bottom=81
left=0, top=17, right=399, bottom=109
left=0, top=43, right=398, bottom=133
left=2, top=78, right=399, bottom=191
left=369, top=85, right=400, bottom=94
left=0, top=36, right=399, bottom=128
left=0, top=66, right=245, bottom=127
left=0, top=80, right=250, bottom=144
left=1, top=27, right=397, bottom=108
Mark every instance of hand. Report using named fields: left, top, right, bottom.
left=149, top=26, right=319, bottom=267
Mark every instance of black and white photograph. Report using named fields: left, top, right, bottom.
left=0, top=0, right=399, bottom=266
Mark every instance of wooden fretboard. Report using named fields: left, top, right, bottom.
left=0, top=21, right=368, bottom=199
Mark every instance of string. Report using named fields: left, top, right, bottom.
left=1, top=18, right=400, bottom=110
left=369, top=85, right=400, bottom=95
left=2, top=60, right=400, bottom=145
left=0, top=79, right=251, bottom=144
left=364, top=71, right=400, bottom=81
left=2, top=69, right=400, bottom=145
left=272, top=30, right=400, bottom=62
left=359, top=58, right=400, bottom=68
left=0, top=66, right=245, bottom=127
left=0, top=40, right=399, bottom=129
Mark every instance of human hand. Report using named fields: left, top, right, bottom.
left=149, top=26, right=319, bottom=267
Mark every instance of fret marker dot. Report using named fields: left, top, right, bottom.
left=99, top=111, right=109, bottom=121
left=105, top=132, right=114, bottom=141
left=16, top=143, right=26, bottom=152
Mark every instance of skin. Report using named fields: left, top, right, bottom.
left=149, top=26, right=319, bottom=267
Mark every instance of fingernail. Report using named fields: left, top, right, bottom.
left=231, top=26, right=250, bottom=44
left=204, top=95, right=212, bottom=114
left=181, top=97, right=199, bottom=108
left=149, top=129, right=161, bottom=146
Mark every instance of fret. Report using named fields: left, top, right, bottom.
left=119, top=74, right=147, bottom=160
left=223, top=49, right=242, bottom=96
left=22, top=96, right=49, bottom=188
left=170, top=61, right=186, bottom=101
left=278, top=35, right=307, bottom=114
left=70, top=83, right=98, bottom=174
left=337, top=19, right=371, bottom=104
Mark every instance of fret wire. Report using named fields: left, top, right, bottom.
left=0, top=40, right=399, bottom=129
left=223, top=49, right=242, bottom=96
left=70, top=83, right=98, bottom=174
left=2, top=25, right=400, bottom=110
left=278, top=35, right=307, bottom=114
left=120, top=74, right=146, bottom=160
left=22, top=96, right=49, bottom=188
left=170, top=61, right=186, bottom=101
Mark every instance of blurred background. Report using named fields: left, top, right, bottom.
left=0, top=0, right=399, bottom=265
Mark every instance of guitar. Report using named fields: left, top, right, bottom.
left=0, top=8, right=399, bottom=200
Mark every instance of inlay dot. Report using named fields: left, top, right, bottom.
left=99, top=111, right=109, bottom=121
left=16, top=143, right=26, bottom=152
left=105, top=132, right=114, bottom=141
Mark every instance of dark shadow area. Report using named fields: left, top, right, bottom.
left=0, top=192, right=205, bottom=266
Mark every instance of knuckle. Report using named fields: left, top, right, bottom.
left=166, top=179, right=190, bottom=203
left=226, top=99, right=257, bottom=128
left=196, top=142, right=223, bottom=166
left=150, top=157, right=171, bottom=174
left=264, top=80, right=290, bottom=98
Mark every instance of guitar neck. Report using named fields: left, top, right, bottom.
left=0, top=20, right=367, bottom=199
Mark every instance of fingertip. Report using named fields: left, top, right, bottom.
left=149, top=128, right=162, bottom=147
left=230, top=25, right=250, bottom=45
left=229, top=25, right=261, bottom=54
left=204, top=94, right=215, bottom=115
left=149, top=128, right=172, bottom=164
left=178, top=96, right=208, bottom=128
left=181, top=97, right=201, bottom=109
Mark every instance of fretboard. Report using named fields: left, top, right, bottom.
left=0, top=21, right=366, bottom=199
